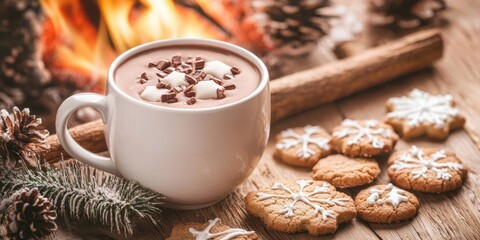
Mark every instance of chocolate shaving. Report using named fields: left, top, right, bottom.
left=156, top=60, right=171, bottom=71
left=172, top=55, right=182, bottom=67
left=156, top=72, right=167, bottom=78
left=166, top=98, right=179, bottom=104
left=184, top=84, right=193, bottom=92
left=139, top=72, right=149, bottom=84
left=223, top=83, right=236, bottom=90
left=178, top=64, right=193, bottom=74
left=192, top=70, right=207, bottom=80
left=163, top=67, right=175, bottom=74
left=161, top=93, right=177, bottom=102
left=210, top=77, right=222, bottom=85
left=224, top=74, right=234, bottom=80
left=231, top=66, right=241, bottom=75
left=194, top=58, right=205, bottom=70
left=170, top=87, right=183, bottom=94
left=156, top=81, right=171, bottom=89
left=148, top=62, right=158, bottom=68
left=187, top=97, right=197, bottom=105
left=217, top=88, right=226, bottom=99
left=185, top=75, right=197, bottom=85
left=184, top=85, right=196, bottom=97
left=185, top=90, right=196, bottom=98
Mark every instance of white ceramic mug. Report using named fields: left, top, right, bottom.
left=56, top=39, right=270, bottom=209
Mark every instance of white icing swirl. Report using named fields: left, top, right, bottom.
left=189, top=218, right=255, bottom=240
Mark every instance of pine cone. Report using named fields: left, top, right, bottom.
left=6, top=188, right=57, bottom=240
left=0, top=0, right=51, bottom=110
left=0, top=107, right=49, bottom=170
left=370, top=0, right=446, bottom=29
left=252, top=0, right=341, bottom=56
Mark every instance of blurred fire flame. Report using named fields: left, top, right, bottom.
left=40, top=0, right=226, bottom=93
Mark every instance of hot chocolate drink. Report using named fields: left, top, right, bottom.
left=115, top=45, right=260, bottom=108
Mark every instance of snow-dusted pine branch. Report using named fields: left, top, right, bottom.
left=0, top=159, right=165, bottom=236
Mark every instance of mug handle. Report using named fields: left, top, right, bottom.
left=55, top=93, right=119, bottom=175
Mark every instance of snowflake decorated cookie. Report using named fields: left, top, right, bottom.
left=167, top=218, right=259, bottom=240
left=355, top=184, right=420, bottom=223
left=311, top=154, right=381, bottom=188
left=274, top=125, right=332, bottom=167
left=385, top=89, right=466, bottom=140
left=244, top=180, right=356, bottom=235
left=330, top=119, right=399, bottom=157
left=387, top=146, right=467, bottom=193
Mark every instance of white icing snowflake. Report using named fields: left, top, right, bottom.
left=332, top=119, right=393, bottom=149
left=276, top=125, right=330, bottom=159
left=189, top=218, right=255, bottom=240
left=391, top=146, right=463, bottom=180
left=367, top=183, right=408, bottom=209
left=387, top=89, right=459, bottom=128
left=257, top=180, right=350, bottom=220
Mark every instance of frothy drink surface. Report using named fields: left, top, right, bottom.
left=115, top=45, right=260, bottom=108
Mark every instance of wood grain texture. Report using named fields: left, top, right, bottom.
left=16, top=0, right=480, bottom=239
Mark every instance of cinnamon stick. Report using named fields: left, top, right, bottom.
left=34, top=29, right=443, bottom=164
left=29, top=119, right=105, bottom=166
left=271, top=28, right=443, bottom=122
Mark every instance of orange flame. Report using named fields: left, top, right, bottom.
left=40, top=0, right=225, bottom=93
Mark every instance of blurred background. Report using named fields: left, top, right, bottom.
left=0, top=0, right=450, bottom=131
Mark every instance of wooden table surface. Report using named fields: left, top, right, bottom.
left=30, top=0, right=480, bottom=239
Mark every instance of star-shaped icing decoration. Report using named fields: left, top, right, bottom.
left=355, top=184, right=420, bottom=223
left=140, top=86, right=170, bottom=102
left=366, top=183, right=408, bottom=209
left=385, top=89, right=466, bottom=140
left=162, top=71, right=188, bottom=87
left=245, top=180, right=356, bottom=235
left=193, top=80, right=225, bottom=100
left=203, top=60, right=233, bottom=79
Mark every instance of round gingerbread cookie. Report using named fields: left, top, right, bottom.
left=355, top=184, right=420, bottom=223
left=244, top=179, right=356, bottom=236
left=387, top=146, right=467, bottom=193
left=330, top=119, right=399, bottom=157
left=167, top=218, right=259, bottom=240
left=274, top=125, right=332, bottom=167
left=385, top=89, right=466, bottom=140
left=311, top=154, right=381, bottom=188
